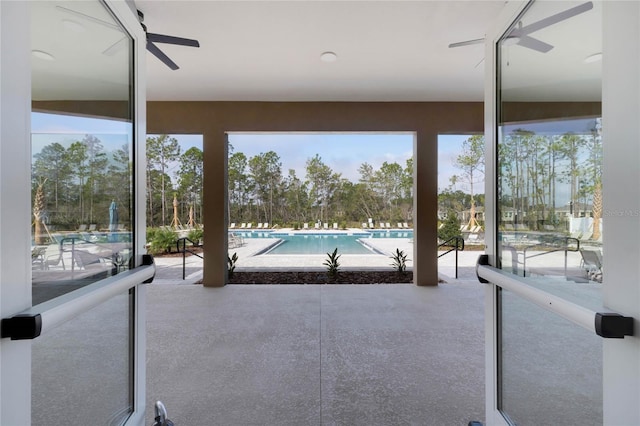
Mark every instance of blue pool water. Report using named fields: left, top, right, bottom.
left=232, top=230, right=413, bottom=255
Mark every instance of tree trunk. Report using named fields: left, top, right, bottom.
left=592, top=181, right=602, bottom=241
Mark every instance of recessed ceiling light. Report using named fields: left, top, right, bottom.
left=32, top=50, right=55, bottom=61
left=62, top=19, right=86, bottom=33
left=584, top=52, right=602, bottom=63
left=320, top=51, right=337, bottom=63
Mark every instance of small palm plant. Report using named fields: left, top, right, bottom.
left=228, top=252, right=238, bottom=279
left=323, top=247, right=341, bottom=279
left=390, top=248, right=408, bottom=274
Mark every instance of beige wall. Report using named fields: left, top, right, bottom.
left=147, top=101, right=483, bottom=286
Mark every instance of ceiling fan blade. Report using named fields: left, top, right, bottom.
left=514, top=1, right=593, bottom=36
left=147, top=41, right=179, bottom=70
left=56, top=5, right=122, bottom=32
left=103, top=37, right=128, bottom=56
left=147, top=33, right=200, bottom=48
left=516, top=34, right=554, bottom=53
left=448, top=38, right=485, bottom=48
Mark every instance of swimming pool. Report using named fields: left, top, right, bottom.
left=232, top=230, right=413, bottom=255
left=265, top=234, right=373, bottom=255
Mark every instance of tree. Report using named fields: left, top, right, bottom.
left=306, top=154, right=340, bottom=223
left=375, top=161, right=404, bottom=218
left=228, top=151, right=250, bottom=222
left=454, top=135, right=485, bottom=228
left=178, top=147, right=204, bottom=225
left=586, top=121, right=603, bottom=240
left=82, top=135, right=108, bottom=223
left=248, top=151, right=282, bottom=224
left=32, top=142, right=70, bottom=213
left=147, top=135, right=181, bottom=225
left=66, top=141, right=89, bottom=222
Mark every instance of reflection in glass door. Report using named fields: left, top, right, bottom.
left=496, top=1, right=604, bottom=424
left=29, top=1, right=142, bottom=423
left=485, top=1, right=640, bottom=425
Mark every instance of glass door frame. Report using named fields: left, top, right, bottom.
left=483, top=1, right=640, bottom=425
left=0, top=1, right=148, bottom=424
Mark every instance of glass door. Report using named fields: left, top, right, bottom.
left=482, top=1, right=639, bottom=425
left=0, top=1, right=149, bottom=424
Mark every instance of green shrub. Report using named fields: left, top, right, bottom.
left=438, top=211, right=461, bottom=243
left=148, top=227, right=178, bottom=255
left=390, top=248, right=408, bottom=273
left=187, top=228, right=204, bottom=245
left=228, top=252, right=238, bottom=279
left=323, top=247, right=341, bottom=279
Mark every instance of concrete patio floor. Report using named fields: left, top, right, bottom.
left=146, top=247, right=486, bottom=425
left=146, top=280, right=485, bottom=426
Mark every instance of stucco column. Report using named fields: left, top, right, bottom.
left=414, top=131, right=438, bottom=285
left=202, top=129, right=227, bottom=287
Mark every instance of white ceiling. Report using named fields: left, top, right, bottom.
left=137, top=1, right=508, bottom=102
left=31, top=1, right=601, bottom=103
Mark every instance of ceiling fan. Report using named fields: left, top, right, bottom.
left=137, top=10, right=200, bottom=71
left=449, top=1, right=593, bottom=53
left=55, top=6, right=199, bottom=71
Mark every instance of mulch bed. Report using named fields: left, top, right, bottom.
left=227, top=271, right=415, bottom=284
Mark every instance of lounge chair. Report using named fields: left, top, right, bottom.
left=246, top=223, right=252, bottom=229
left=43, top=243, right=66, bottom=270
left=362, top=223, right=368, bottom=229
left=314, top=223, right=320, bottom=230
left=88, top=224, right=97, bottom=232
left=229, top=223, right=236, bottom=229
left=385, top=222, right=391, bottom=229
left=303, top=223, right=309, bottom=230
left=333, top=223, right=338, bottom=229
left=368, top=222, right=375, bottom=229
left=257, top=223, right=263, bottom=229
left=580, top=249, right=603, bottom=282
left=379, top=222, right=386, bottom=229
left=403, top=222, right=409, bottom=229
left=263, top=223, right=269, bottom=229
left=77, top=224, right=87, bottom=232
left=398, top=222, right=403, bottom=229
left=240, top=223, right=247, bottom=229
left=323, top=223, right=329, bottom=230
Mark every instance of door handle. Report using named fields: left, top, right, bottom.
left=476, top=255, right=633, bottom=339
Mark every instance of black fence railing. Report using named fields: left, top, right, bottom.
left=177, top=237, right=203, bottom=280
left=437, top=236, right=465, bottom=279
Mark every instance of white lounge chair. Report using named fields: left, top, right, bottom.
left=362, top=223, right=368, bottom=228
left=229, top=223, right=236, bottom=229
left=403, top=222, right=409, bottom=229
left=379, top=222, right=385, bottom=229
left=385, top=222, right=391, bottom=229
left=247, top=223, right=252, bottom=229
left=314, top=223, right=320, bottom=230
left=263, top=223, right=269, bottom=229
left=257, top=223, right=263, bottom=229
left=303, top=223, right=309, bottom=230
left=333, top=223, right=338, bottom=229
left=368, top=222, right=375, bottom=229
left=240, top=223, right=247, bottom=229
left=398, top=222, right=403, bottom=229
left=323, top=223, right=329, bottom=230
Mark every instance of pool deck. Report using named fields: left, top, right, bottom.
left=229, top=227, right=414, bottom=271
left=155, top=227, right=592, bottom=285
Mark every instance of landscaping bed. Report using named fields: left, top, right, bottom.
left=227, top=271, right=415, bottom=284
